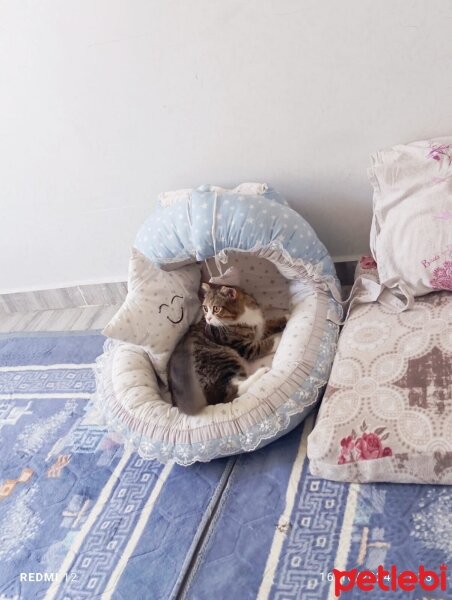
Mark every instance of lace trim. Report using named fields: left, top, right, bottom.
left=94, top=306, right=339, bottom=466
left=94, top=239, right=341, bottom=465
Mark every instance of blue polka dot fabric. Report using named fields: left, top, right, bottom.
left=135, top=184, right=337, bottom=284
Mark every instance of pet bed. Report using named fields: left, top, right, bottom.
left=95, top=183, right=341, bottom=465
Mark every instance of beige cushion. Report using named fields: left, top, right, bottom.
left=368, top=136, right=452, bottom=297
left=102, top=248, right=201, bottom=378
left=307, top=288, right=452, bottom=484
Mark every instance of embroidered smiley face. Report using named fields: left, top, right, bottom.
left=159, top=295, right=184, bottom=324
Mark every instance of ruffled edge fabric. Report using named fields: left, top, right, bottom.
left=94, top=242, right=341, bottom=465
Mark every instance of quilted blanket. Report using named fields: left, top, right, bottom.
left=0, top=333, right=450, bottom=599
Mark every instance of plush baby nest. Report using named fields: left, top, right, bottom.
left=95, top=183, right=341, bottom=465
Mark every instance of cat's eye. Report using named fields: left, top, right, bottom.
left=202, top=305, right=208, bottom=312
left=213, top=306, right=221, bottom=314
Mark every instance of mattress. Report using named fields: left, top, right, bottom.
left=308, top=288, right=452, bottom=484
left=0, top=333, right=450, bottom=599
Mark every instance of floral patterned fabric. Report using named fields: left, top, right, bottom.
left=338, top=421, right=393, bottom=464
left=308, top=279, right=452, bottom=484
left=368, top=136, right=452, bottom=297
left=431, top=260, right=452, bottom=291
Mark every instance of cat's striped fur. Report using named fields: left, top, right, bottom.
left=168, top=283, right=286, bottom=415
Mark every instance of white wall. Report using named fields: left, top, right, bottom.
left=2, top=1, right=452, bottom=292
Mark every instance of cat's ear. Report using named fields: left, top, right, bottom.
left=200, top=283, right=210, bottom=296
left=220, top=286, right=237, bottom=299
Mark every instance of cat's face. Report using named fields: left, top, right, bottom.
left=200, top=284, right=246, bottom=327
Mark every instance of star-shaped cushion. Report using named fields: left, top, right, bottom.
left=103, top=248, right=201, bottom=379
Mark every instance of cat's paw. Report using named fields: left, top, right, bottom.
left=254, top=366, right=270, bottom=377
left=266, top=316, right=288, bottom=334
left=235, top=367, right=270, bottom=395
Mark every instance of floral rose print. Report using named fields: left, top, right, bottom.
left=355, top=433, right=393, bottom=459
left=359, top=256, right=377, bottom=270
left=427, top=143, right=452, bottom=165
left=338, top=420, right=392, bottom=464
left=430, top=261, right=452, bottom=291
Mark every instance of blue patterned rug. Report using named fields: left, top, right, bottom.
left=0, top=333, right=450, bottom=599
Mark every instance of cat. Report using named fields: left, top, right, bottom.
left=167, top=283, right=287, bottom=415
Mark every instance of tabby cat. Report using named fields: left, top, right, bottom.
left=167, top=283, right=287, bottom=415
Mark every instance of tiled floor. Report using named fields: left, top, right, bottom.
left=0, top=260, right=357, bottom=335
left=0, top=305, right=119, bottom=334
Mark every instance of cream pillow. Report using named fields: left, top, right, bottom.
left=368, top=136, right=452, bottom=297
left=103, top=248, right=201, bottom=377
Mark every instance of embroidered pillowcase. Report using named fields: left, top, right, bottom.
left=103, top=248, right=201, bottom=378
left=368, top=137, right=452, bottom=297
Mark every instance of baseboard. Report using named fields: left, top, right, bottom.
left=0, top=260, right=357, bottom=314
left=0, top=282, right=128, bottom=314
